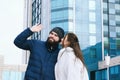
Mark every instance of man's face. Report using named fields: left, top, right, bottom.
left=47, top=31, right=60, bottom=44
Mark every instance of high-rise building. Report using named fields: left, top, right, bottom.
left=24, top=0, right=120, bottom=80
left=103, top=0, right=120, bottom=57
left=96, top=0, right=120, bottom=80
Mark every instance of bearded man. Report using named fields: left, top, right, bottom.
left=14, top=24, right=64, bottom=80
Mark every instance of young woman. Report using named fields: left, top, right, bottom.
left=55, top=33, right=89, bottom=80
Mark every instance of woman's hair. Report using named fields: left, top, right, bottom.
left=62, top=32, right=86, bottom=67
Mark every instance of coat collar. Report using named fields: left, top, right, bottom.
left=61, top=47, right=73, bottom=53
left=64, top=47, right=73, bottom=51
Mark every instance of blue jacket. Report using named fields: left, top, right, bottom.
left=14, top=28, right=60, bottom=80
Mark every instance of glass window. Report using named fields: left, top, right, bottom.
left=103, top=19, right=108, bottom=25
left=110, top=43, right=116, bottom=49
left=103, top=0, right=107, bottom=2
left=115, top=15, right=120, bottom=21
left=104, top=25, right=108, bottom=32
left=116, top=38, right=120, bottom=45
left=110, top=32, right=116, bottom=37
left=109, top=15, right=115, bottom=20
left=51, top=10, right=68, bottom=21
left=3, top=71, right=23, bottom=80
left=103, top=3, right=107, bottom=8
left=110, top=67, right=114, bottom=74
left=90, top=48, right=96, bottom=58
left=100, top=70, right=107, bottom=80
left=51, top=0, right=68, bottom=9
left=110, top=26, right=115, bottom=32
left=110, top=66, right=119, bottom=74
left=89, top=24, right=96, bottom=33
left=89, top=12, right=96, bottom=22
left=109, top=0, right=115, bottom=3
left=69, top=0, right=74, bottom=7
left=104, top=49, right=108, bottom=55
left=89, top=36, right=96, bottom=45
left=116, top=27, right=120, bottom=33
left=103, top=14, right=108, bottom=20
left=109, top=9, right=115, bottom=14
left=116, top=38, right=120, bottom=48
left=103, top=8, right=107, bottom=14
left=116, top=21, right=120, bottom=26
left=104, top=31, right=108, bottom=37
left=89, top=0, right=96, bottom=10
left=109, top=20, right=116, bottom=26
left=104, top=37, right=109, bottom=48
left=116, top=0, right=120, bottom=3
left=110, top=49, right=116, bottom=56
left=116, top=10, right=120, bottom=15
left=110, top=37, right=116, bottom=43
left=115, top=66, right=118, bottom=74
left=117, top=33, right=120, bottom=37
left=109, top=3, right=115, bottom=9
left=115, top=4, right=120, bottom=10
left=104, top=37, right=109, bottom=44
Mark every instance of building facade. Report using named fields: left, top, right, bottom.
left=97, top=0, right=120, bottom=80
left=24, top=0, right=120, bottom=80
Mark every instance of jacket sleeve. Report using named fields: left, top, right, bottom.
left=14, top=28, right=34, bottom=50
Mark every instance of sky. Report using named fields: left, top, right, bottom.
left=0, top=0, right=24, bottom=64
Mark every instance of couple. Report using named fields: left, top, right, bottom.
left=14, top=24, right=89, bottom=80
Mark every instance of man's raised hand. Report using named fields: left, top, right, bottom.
left=30, top=24, right=43, bottom=32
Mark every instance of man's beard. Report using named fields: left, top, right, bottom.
left=46, top=37, right=59, bottom=52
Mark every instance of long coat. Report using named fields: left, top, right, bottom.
left=55, top=47, right=89, bottom=80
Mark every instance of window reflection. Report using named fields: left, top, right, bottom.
left=89, top=12, right=96, bottom=22
left=89, top=36, right=96, bottom=45
left=89, top=24, right=96, bottom=33
left=89, top=0, right=96, bottom=10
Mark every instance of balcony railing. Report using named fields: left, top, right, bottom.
left=0, top=55, right=27, bottom=80
left=98, top=55, right=120, bottom=69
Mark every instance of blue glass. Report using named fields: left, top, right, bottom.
left=116, top=50, right=120, bottom=55
left=110, top=49, right=116, bottom=57
left=104, top=49, right=108, bottom=55
left=51, top=0, right=68, bottom=9
left=110, top=66, right=119, bottom=75
left=110, top=43, right=116, bottom=49
left=95, top=69, right=107, bottom=80
left=2, top=71, right=24, bottom=80
left=51, top=10, right=68, bottom=21
left=110, top=32, right=116, bottom=37
left=110, top=38, right=116, bottom=43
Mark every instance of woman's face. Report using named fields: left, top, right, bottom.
left=63, top=35, right=70, bottom=48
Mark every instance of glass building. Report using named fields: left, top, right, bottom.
left=24, top=0, right=120, bottom=80
left=2, top=71, right=24, bottom=80
left=97, top=0, right=120, bottom=80
left=103, top=0, right=120, bottom=57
